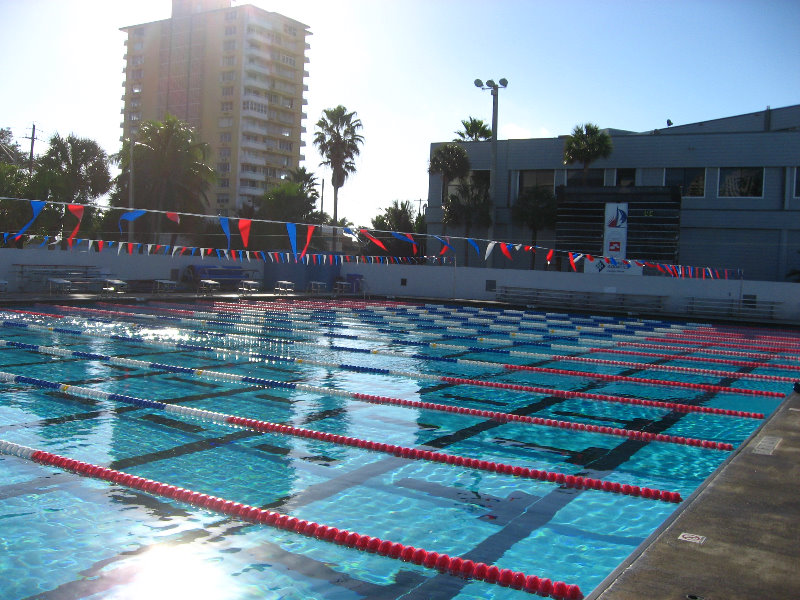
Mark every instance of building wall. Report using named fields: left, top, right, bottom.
left=426, top=106, right=800, bottom=281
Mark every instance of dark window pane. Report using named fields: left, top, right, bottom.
left=794, top=167, right=800, bottom=198
left=665, top=167, right=705, bottom=197
left=719, top=167, right=763, bottom=197
left=519, top=169, right=555, bottom=191
left=566, top=168, right=604, bottom=187
left=616, top=168, right=635, bottom=187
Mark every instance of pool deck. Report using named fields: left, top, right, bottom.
left=592, top=390, right=800, bottom=600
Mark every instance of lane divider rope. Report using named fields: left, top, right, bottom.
left=0, top=316, right=766, bottom=422
left=0, top=439, right=583, bottom=599
left=0, top=371, right=683, bottom=502
left=0, top=336, right=740, bottom=449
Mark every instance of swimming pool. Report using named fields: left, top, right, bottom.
left=0, top=299, right=794, bottom=599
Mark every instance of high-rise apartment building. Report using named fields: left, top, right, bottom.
left=121, top=0, right=309, bottom=215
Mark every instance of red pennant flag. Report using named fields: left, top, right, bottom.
left=67, top=204, right=84, bottom=245
left=546, top=248, right=554, bottom=264
left=166, top=212, right=180, bottom=224
left=127, top=243, right=133, bottom=255
left=585, top=254, right=594, bottom=262
left=500, top=243, right=512, bottom=260
left=300, top=225, right=315, bottom=259
left=238, top=219, right=252, bottom=248
left=97, top=240, right=104, bottom=252
left=569, top=252, right=577, bottom=271
left=360, top=229, right=388, bottom=252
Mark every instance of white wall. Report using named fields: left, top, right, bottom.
left=340, top=263, right=800, bottom=324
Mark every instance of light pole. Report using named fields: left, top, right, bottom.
left=474, top=78, right=508, bottom=211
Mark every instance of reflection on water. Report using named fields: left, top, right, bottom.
left=116, top=544, right=238, bottom=600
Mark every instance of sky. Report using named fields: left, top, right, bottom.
left=1, top=0, right=799, bottom=226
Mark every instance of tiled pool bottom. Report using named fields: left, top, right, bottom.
left=0, top=299, right=794, bottom=599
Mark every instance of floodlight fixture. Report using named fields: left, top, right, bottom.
left=498, top=78, right=508, bottom=88
left=474, top=79, right=483, bottom=88
left=485, top=79, right=496, bottom=88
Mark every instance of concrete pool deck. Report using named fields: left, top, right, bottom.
left=593, top=390, right=800, bottom=600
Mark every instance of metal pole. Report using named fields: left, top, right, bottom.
left=128, top=140, right=134, bottom=243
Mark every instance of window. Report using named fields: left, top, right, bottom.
left=222, top=56, right=235, bottom=67
left=128, top=112, right=141, bottom=122
left=225, top=26, right=237, bottom=35
left=131, top=84, right=142, bottom=94
left=130, top=55, right=144, bottom=66
left=220, top=101, right=233, bottom=112
left=665, top=168, right=705, bottom=197
left=279, top=140, right=293, bottom=151
left=217, top=194, right=230, bottom=205
left=221, top=71, right=235, bottom=82
left=794, top=167, right=800, bottom=198
left=718, top=167, right=763, bottom=197
left=218, top=148, right=231, bottom=159
left=616, top=168, right=635, bottom=187
left=222, top=86, right=234, bottom=97
left=223, top=40, right=236, bottom=52
left=217, top=163, right=230, bottom=173
left=225, top=10, right=237, bottom=21
left=220, top=132, right=232, bottom=143
left=519, top=169, right=554, bottom=191
left=566, top=168, right=604, bottom=187
left=219, top=178, right=229, bottom=188
left=218, top=117, right=233, bottom=127
left=130, top=68, right=143, bottom=80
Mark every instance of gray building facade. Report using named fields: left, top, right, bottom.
left=426, top=105, right=800, bottom=281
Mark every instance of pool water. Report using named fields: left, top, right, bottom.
left=0, top=299, right=794, bottom=600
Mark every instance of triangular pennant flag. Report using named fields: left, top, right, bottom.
left=484, top=241, right=496, bottom=261
left=390, top=231, right=418, bottom=255
left=499, top=243, right=512, bottom=260
left=118, top=209, right=146, bottom=233
left=300, top=225, right=315, bottom=260
left=166, top=212, right=181, bottom=224
left=238, top=218, right=252, bottom=248
left=66, top=204, right=84, bottom=245
left=546, top=248, right=554, bottom=264
left=467, top=238, right=481, bottom=255
left=218, top=217, right=231, bottom=250
left=433, top=235, right=453, bottom=255
left=286, top=222, right=298, bottom=260
left=14, top=200, right=46, bottom=240
left=360, top=229, right=388, bottom=252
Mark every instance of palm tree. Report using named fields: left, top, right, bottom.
left=512, top=186, right=558, bottom=268
left=444, top=175, right=492, bottom=263
left=454, top=117, right=492, bottom=142
left=313, top=105, right=364, bottom=223
left=113, top=114, right=214, bottom=242
left=563, top=123, right=613, bottom=184
left=37, top=133, right=111, bottom=205
left=289, top=166, right=320, bottom=202
left=428, top=143, right=471, bottom=207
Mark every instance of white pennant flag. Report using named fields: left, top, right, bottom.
left=484, top=241, right=496, bottom=261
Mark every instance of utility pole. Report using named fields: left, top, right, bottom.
left=24, top=123, right=38, bottom=175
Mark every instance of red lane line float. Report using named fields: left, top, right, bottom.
left=2, top=308, right=66, bottom=319
left=223, top=415, right=685, bottom=502
left=641, top=336, right=797, bottom=354
left=497, top=365, right=785, bottom=397
left=432, top=378, right=764, bottom=420
left=645, top=333, right=800, bottom=352
left=588, top=348, right=800, bottom=372
left=611, top=342, right=788, bottom=360
left=26, top=447, right=583, bottom=599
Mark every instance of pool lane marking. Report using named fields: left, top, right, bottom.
left=0, top=319, right=766, bottom=423
left=27, top=307, right=788, bottom=397
left=0, top=338, right=744, bottom=449
left=137, top=303, right=800, bottom=376
left=0, top=375, right=683, bottom=504
left=0, top=440, right=584, bottom=599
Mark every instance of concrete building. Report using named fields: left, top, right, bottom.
left=426, top=104, right=800, bottom=281
left=121, top=0, right=309, bottom=215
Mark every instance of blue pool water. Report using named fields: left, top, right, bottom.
left=0, top=299, right=795, bottom=599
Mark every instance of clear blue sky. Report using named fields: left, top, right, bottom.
left=1, top=0, right=798, bottom=226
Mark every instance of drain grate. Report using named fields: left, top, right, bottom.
left=678, top=532, right=706, bottom=545
left=752, top=436, right=781, bottom=455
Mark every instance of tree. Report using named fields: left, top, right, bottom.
left=113, top=114, right=215, bottom=242
left=0, top=128, right=27, bottom=167
left=289, top=166, right=320, bottom=202
left=563, top=123, right=613, bottom=184
left=370, top=199, right=418, bottom=256
left=454, top=117, right=492, bottom=142
left=428, top=143, right=471, bottom=207
left=512, top=186, right=558, bottom=268
left=36, top=133, right=111, bottom=205
left=444, top=175, right=492, bottom=263
left=313, top=105, right=364, bottom=223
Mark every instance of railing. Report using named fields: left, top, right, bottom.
left=496, top=286, right=786, bottom=324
